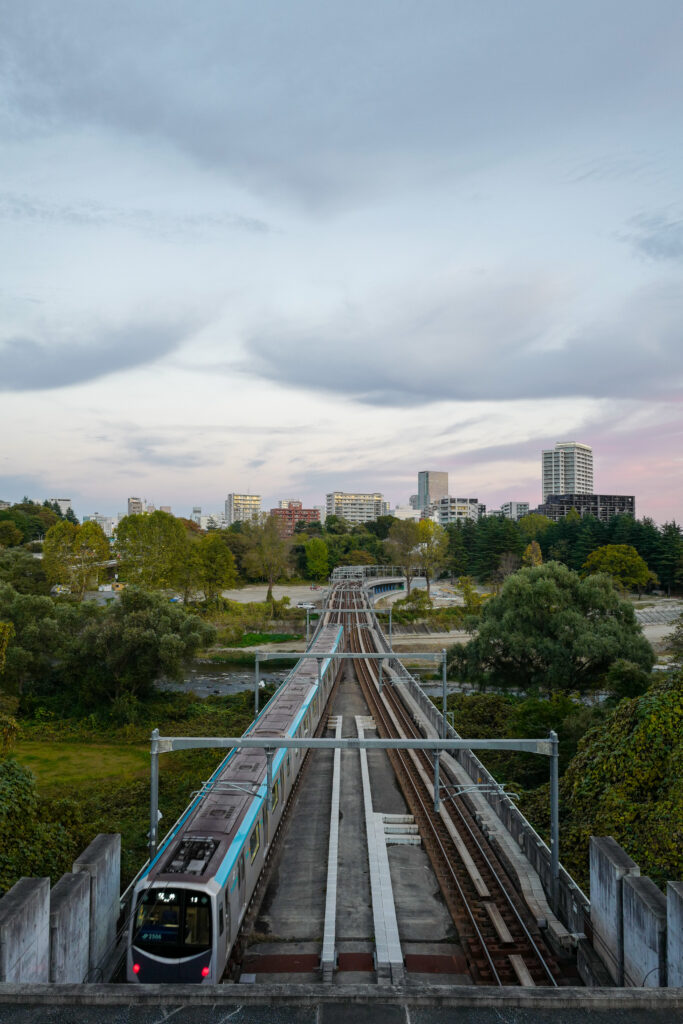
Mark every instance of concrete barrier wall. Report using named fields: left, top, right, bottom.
left=49, top=873, right=91, bottom=983
left=73, top=834, right=121, bottom=980
left=589, top=837, right=640, bottom=985
left=0, top=878, right=50, bottom=982
left=622, top=875, right=667, bottom=987
left=667, top=881, right=683, bottom=988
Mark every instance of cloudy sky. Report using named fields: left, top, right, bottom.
left=1, top=1, right=682, bottom=521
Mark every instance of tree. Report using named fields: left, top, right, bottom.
left=582, top=544, right=654, bottom=593
left=0, top=549, right=50, bottom=595
left=386, top=520, right=420, bottom=594
left=416, top=519, right=448, bottom=597
left=518, top=513, right=552, bottom=542
left=242, top=518, right=290, bottom=602
left=364, top=515, right=397, bottom=540
left=43, top=519, right=109, bottom=599
left=450, top=562, right=654, bottom=696
left=115, top=511, right=187, bottom=589
left=305, top=537, right=329, bottom=580
left=522, top=541, right=543, bottom=567
left=0, top=621, right=14, bottom=674
left=197, top=533, right=237, bottom=602
left=0, top=522, right=23, bottom=548
left=657, top=522, right=683, bottom=596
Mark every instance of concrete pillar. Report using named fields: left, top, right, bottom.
left=667, top=881, right=683, bottom=988
left=589, top=836, right=640, bottom=985
left=0, top=877, right=50, bottom=982
left=623, top=875, right=667, bottom=987
left=73, top=834, right=120, bottom=980
left=49, top=872, right=91, bottom=983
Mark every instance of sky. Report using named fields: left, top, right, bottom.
left=1, top=1, right=682, bottom=522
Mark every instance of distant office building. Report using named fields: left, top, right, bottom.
left=542, top=442, right=593, bottom=501
left=83, top=513, right=115, bottom=538
left=477, top=503, right=487, bottom=518
left=393, top=505, right=420, bottom=522
left=191, top=507, right=202, bottom=525
left=160, top=505, right=172, bottom=514
left=225, top=493, right=261, bottom=525
left=49, top=497, right=74, bottom=517
left=270, top=506, right=321, bottom=537
left=326, top=492, right=388, bottom=525
left=0, top=500, right=10, bottom=511
left=314, top=505, right=326, bottom=525
left=537, top=493, right=635, bottom=523
left=409, top=494, right=420, bottom=510
left=145, top=504, right=156, bottom=514
left=417, top=471, right=449, bottom=511
left=278, top=498, right=302, bottom=510
left=427, top=497, right=479, bottom=526
left=200, top=513, right=228, bottom=530
left=501, top=502, right=530, bottom=522
left=127, top=497, right=143, bottom=516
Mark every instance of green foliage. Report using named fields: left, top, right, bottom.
left=43, top=519, right=109, bottom=599
left=557, top=673, right=683, bottom=889
left=387, top=519, right=420, bottom=591
left=197, top=532, right=237, bottom=601
left=305, top=537, right=329, bottom=580
left=0, top=522, right=23, bottom=548
left=241, top=518, right=290, bottom=601
left=582, top=544, right=654, bottom=592
left=115, top=511, right=187, bottom=589
left=522, top=541, right=542, bottom=567
left=0, top=548, right=50, bottom=595
left=416, top=519, right=448, bottom=596
left=450, top=562, right=654, bottom=695
left=665, top=614, right=683, bottom=660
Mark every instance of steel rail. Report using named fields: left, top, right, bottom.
left=345, top=587, right=503, bottom=986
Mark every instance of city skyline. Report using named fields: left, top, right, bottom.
left=1, top=3, right=682, bottom=523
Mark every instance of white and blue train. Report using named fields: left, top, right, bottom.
left=127, top=620, right=345, bottom=983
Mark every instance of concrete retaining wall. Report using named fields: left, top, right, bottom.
left=589, top=837, right=640, bottom=985
left=73, top=835, right=121, bottom=981
left=622, top=875, right=667, bottom=987
left=0, top=878, right=50, bottom=983
left=49, top=873, right=91, bottom=984
left=666, top=880, right=683, bottom=988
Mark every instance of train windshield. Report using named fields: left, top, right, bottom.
left=133, top=888, right=212, bottom=959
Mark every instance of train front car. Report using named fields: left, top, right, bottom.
left=128, top=883, right=216, bottom=983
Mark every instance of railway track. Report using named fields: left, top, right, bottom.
left=342, top=583, right=563, bottom=987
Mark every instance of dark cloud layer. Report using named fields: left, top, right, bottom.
left=3, top=1, right=682, bottom=207
left=627, top=212, right=683, bottom=262
left=242, top=280, right=683, bottom=405
left=0, top=321, right=193, bottom=391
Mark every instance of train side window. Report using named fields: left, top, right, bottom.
left=249, top=823, right=260, bottom=862
left=219, top=906, right=224, bottom=935
left=225, top=891, right=229, bottom=912
left=238, top=853, right=245, bottom=890
left=286, top=755, right=290, bottom=777
left=271, top=777, right=279, bottom=810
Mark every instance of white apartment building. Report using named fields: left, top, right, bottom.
left=326, top=492, right=388, bottom=525
left=200, top=513, right=228, bottom=530
left=127, top=497, right=144, bottom=516
left=542, top=442, right=593, bottom=501
left=427, top=496, right=479, bottom=525
left=225, top=493, right=262, bottom=525
left=278, top=498, right=302, bottom=509
left=392, top=504, right=420, bottom=522
left=49, top=497, right=74, bottom=516
left=83, top=513, right=115, bottom=537
left=501, top=501, right=530, bottom=521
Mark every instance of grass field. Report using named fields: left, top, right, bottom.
left=14, top=741, right=150, bottom=792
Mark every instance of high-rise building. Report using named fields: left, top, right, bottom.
left=49, top=497, right=74, bottom=517
left=501, top=502, right=530, bottom=522
left=542, top=442, right=593, bottom=501
left=326, top=492, right=388, bottom=525
left=537, top=493, right=634, bottom=523
left=270, top=506, right=320, bottom=537
left=278, top=499, right=302, bottom=509
left=82, top=513, right=114, bottom=537
left=127, top=497, right=143, bottom=516
left=417, top=471, right=449, bottom=510
left=225, top=493, right=261, bottom=525
left=393, top=505, right=420, bottom=522
left=427, top=497, right=479, bottom=525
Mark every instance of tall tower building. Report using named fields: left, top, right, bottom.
left=417, top=471, right=449, bottom=510
left=225, top=493, right=261, bottom=525
left=542, top=442, right=593, bottom=501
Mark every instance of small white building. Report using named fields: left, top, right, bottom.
left=427, top=497, right=479, bottom=525
left=500, top=501, right=530, bottom=521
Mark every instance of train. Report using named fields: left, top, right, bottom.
left=127, top=619, right=345, bottom=983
